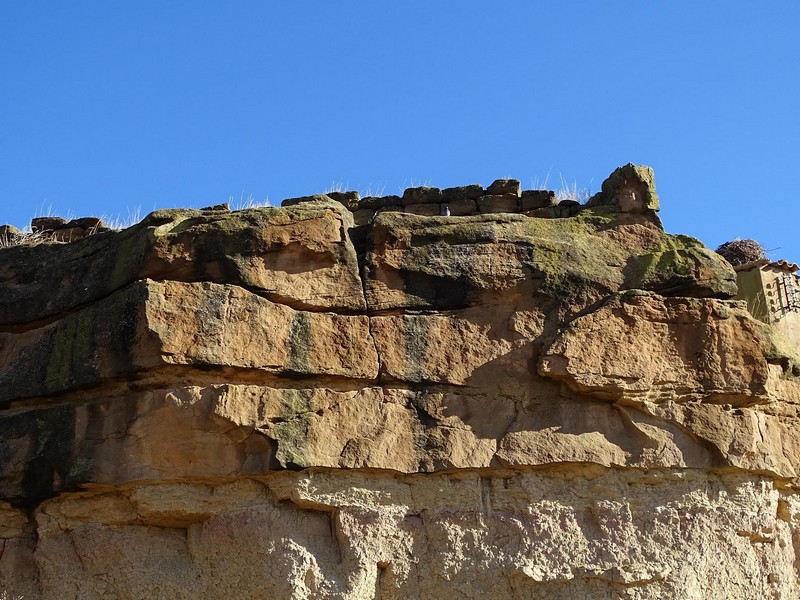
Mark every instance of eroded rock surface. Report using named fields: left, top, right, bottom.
left=539, top=292, right=771, bottom=405
left=1, top=165, right=799, bottom=599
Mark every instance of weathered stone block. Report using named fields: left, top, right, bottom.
left=405, top=203, right=441, bottom=216
left=67, top=217, right=106, bottom=230
left=402, top=186, right=442, bottom=206
left=200, top=203, right=231, bottom=212
left=352, top=208, right=374, bottom=225
left=0, top=280, right=379, bottom=403
left=446, top=198, right=478, bottom=216
left=0, top=224, right=22, bottom=245
left=558, top=199, right=582, bottom=217
left=477, top=195, right=519, bottom=214
left=280, top=194, right=331, bottom=207
left=525, top=201, right=580, bottom=218
left=524, top=206, right=559, bottom=218
left=486, top=179, right=521, bottom=197
left=442, top=184, right=484, bottom=202
left=521, top=190, right=557, bottom=210
left=326, top=191, right=361, bottom=210
left=358, top=195, right=400, bottom=210
left=364, top=205, right=737, bottom=312
left=539, top=293, right=771, bottom=406
left=587, top=163, right=660, bottom=213
left=30, top=217, right=67, bottom=232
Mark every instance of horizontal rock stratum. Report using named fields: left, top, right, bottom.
left=2, top=165, right=800, bottom=599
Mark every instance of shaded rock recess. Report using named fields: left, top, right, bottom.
left=2, top=164, right=800, bottom=599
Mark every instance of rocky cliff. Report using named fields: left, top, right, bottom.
left=2, top=165, right=800, bottom=599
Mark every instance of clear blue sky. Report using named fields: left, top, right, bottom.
left=2, top=2, right=798, bottom=260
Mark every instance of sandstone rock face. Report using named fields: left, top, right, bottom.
left=0, top=201, right=364, bottom=325
left=2, top=165, right=799, bottom=599
left=6, top=470, right=797, bottom=600
left=539, top=293, right=771, bottom=405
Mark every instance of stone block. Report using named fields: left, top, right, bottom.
left=68, top=217, right=107, bottom=231
left=200, top=203, right=231, bottom=212
left=31, top=216, right=67, bottom=232
left=486, top=179, right=521, bottom=197
left=445, top=199, right=478, bottom=216
left=477, top=195, right=519, bottom=214
left=442, top=185, right=484, bottom=202
left=360, top=195, right=401, bottom=210
left=559, top=199, right=582, bottom=217
left=402, top=186, right=442, bottom=206
left=525, top=206, right=559, bottom=219
left=327, top=191, right=361, bottom=210
left=521, top=190, right=557, bottom=210
left=0, top=224, right=22, bottom=244
left=525, top=201, right=581, bottom=219
left=352, top=209, right=375, bottom=226
left=281, top=194, right=331, bottom=207
left=405, top=203, right=441, bottom=216
left=0, top=280, right=379, bottom=402
left=588, top=163, right=660, bottom=213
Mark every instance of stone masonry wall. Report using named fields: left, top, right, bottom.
left=282, top=162, right=659, bottom=224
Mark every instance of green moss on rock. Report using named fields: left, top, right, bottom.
left=286, top=313, right=313, bottom=374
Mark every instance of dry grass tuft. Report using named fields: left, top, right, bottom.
left=0, top=227, right=57, bottom=249
left=230, top=194, right=271, bottom=210
left=531, top=171, right=591, bottom=203
left=100, top=207, right=142, bottom=230
left=0, top=207, right=145, bottom=249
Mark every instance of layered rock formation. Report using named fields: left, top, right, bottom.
left=2, top=165, right=800, bottom=599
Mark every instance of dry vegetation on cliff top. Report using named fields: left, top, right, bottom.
left=0, top=174, right=595, bottom=250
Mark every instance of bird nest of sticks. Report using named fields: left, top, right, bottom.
left=716, top=239, right=767, bottom=266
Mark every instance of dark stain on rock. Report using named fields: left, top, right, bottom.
left=402, top=316, right=430, bottom=382
left=0, top=404, right=78, bottom=505
left=287, top=312, right=313, bottom=374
